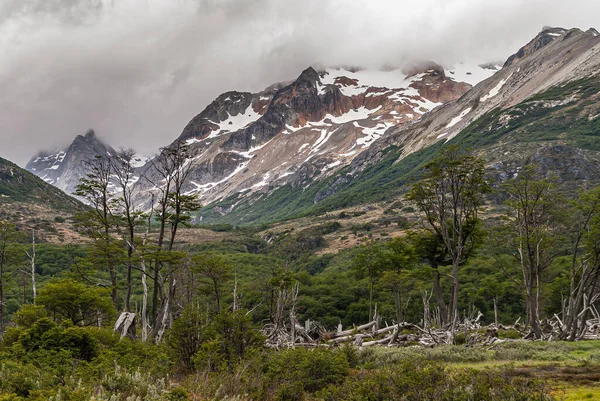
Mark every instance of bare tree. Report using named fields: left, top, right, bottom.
left=111, top=148, right=145, bottom=312
left=503, top=166, right=561, bottom=339
left=24, top=230, right=37, bottom=302
left=561, top=187, right=600, bottom=340
left=145, top=141, right=201, bottom=339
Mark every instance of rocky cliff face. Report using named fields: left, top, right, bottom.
left=134, top=61, right=496, bottom=207
left=26, top=130, right=117, bottom=196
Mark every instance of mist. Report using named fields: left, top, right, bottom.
left=1, top=0, right=599, bottom=166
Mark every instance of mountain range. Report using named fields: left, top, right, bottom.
left=21, top=26, right=600, bottom=225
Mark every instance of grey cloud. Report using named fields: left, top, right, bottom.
left=0, top=0, right=103, bottom=25
left=1, top=0, right=599, bottom=165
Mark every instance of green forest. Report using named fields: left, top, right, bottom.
left=1, top=145, right=600, bottom=400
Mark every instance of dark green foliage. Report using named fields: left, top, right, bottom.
left=166, top=305, right=207, bottom=369
left=258, top=348, right=350, bottom=400
left=34, top=244, right=86, bottom=276
left=318, top=360, right=554, bottom=401
left=201, top=310, right=264, bottom=369
left=17, top=318, right=98, bottom=361
left=37, top=279, right=115, bottom=326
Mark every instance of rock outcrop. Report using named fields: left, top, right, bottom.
left=26, top=130, right=116, bottom=196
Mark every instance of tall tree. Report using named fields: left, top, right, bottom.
left=407, top=146, right=489, bottom=337
left=354, top=241, right=387, bottom=322
left=410, top=231, right=451, bottom=326
left=75, top=155, right=122, bottom=308
left=502, top=166, right=562, bottom=339
left=146, top=141, right=201, bottom=338
left=381, top=237, right=417, bottom=323
left=110, top=148, right=145, bottom=312
left=193, top=253, right=233, bottom=314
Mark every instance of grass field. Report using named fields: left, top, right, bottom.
left=365, top=341, right=600, bottom=400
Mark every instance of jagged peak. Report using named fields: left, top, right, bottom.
left=214, top=91, right=252, bottom=104
left=541, top=26, right=568, bottom=35
left=296, top=66, right=321, bottom=87
left=74, top=129, right=102, bottom=143
left=503, top=26, right=570, bottom=68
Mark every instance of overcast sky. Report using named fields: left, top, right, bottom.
left=1, top=0, right=599, bottom=166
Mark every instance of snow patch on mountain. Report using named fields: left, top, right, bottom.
left=321, top=68, right=410, bottom=94
left=446, top=107, right=472, bottom=129
left=446, top=63, right=502, bottom=86
left=481, top=73, right=513, bottom=102
left=207, top=106, right=262, bottom=138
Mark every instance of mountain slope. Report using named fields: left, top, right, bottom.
left=1, top=157, right=83, bottom=210
left=196, top=27, right=600, bottom=225
left=133, top=62, right=497, bottom=208
left=1, top=157, right=86, bottom=241
left=26, top=130, right=117, bottom=196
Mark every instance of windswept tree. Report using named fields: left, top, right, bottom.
left=146, top=141, right=201, bottom=338
left=407, top=147, right=489, bottom=336
left=502, top=166, right=562, bottom=339
left=75, top=155, right=123, bottom=308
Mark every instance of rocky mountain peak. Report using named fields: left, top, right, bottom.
left=504, top=27, right=568, bottom=67
left=130, top=61, right=495, bottom=207
left=26, top=130, right=116, bottom=196
left=295, top=66, right=321, bottom=89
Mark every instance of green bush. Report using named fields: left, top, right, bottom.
left=17, top=318, right=98, bottom=361
left=258, top=348, right=350, bottom=399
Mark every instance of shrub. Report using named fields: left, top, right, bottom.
left=258, top=348, right=350, bottom=399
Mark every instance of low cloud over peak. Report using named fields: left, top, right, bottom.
left=1, top=0, right=599, bottom=165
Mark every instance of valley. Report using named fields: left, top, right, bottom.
left=1, top=23, right=600, bottom=401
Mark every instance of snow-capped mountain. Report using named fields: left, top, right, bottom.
left=22, top=26, right=600, bottom=226
left=26, top=130, right=117, bottom=196
left=362, top=27, right=600, bottom=159
left=190, top=26, right=600, bottom=225
left=133, top=61, right=499, bottom=206
left=26, top=61, right=498, bottom=205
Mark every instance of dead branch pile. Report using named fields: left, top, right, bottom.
left=263, top=305, right=600, bottom=349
